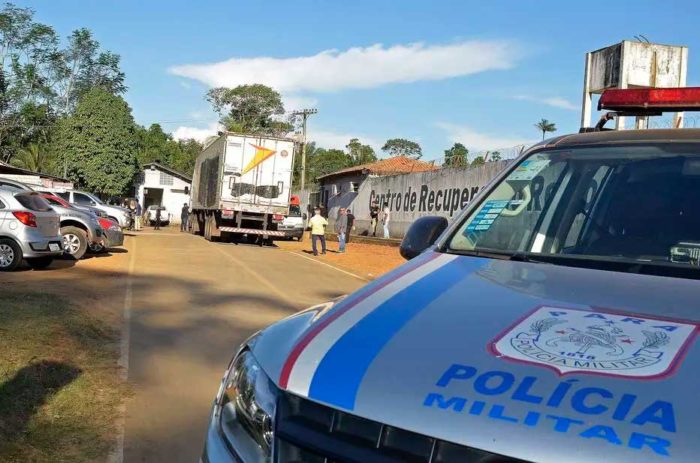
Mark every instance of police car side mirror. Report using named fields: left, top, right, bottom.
left=400, top=216, right=448, bottom=260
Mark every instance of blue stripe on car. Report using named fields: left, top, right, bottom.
left=308, top=256, right=470, bottom=410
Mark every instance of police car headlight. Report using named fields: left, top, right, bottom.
left=216, top=350, right=277, bottom=458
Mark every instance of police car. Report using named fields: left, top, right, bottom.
left=201, top=88, right=700, bottom=463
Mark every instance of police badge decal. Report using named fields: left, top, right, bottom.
left=490, top=306, right=697, bottom=379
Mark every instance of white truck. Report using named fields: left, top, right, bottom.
left=190, top=132, right=295, bottom=244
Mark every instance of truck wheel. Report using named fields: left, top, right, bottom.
left=203, top=216, right=211, bottom=241
left=61, top=226, right=88, bottom=260
left=0, top=238, right=22, bottom=271
left=205, top=215, right=220, bottom=242
left=25, top=256, right=53, bottom=270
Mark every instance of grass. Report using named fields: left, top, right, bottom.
left=0, top=292, right=124, bottom=462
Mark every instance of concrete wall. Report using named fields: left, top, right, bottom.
left=135, top=168, right=191, bottom=224
left=324, top=160, right=511, bottom=237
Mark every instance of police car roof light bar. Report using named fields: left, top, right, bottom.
left=598, top=87, right=700, bottom=113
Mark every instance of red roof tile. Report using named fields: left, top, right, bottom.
left=317, top=156, right=438, bottom=180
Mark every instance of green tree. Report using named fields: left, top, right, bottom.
left=346, top=138, right=376, bottom=165
left=54, top=28, right=126, bottom=112
left=52, top=88, right=138, bottom=196
left=381, top=138, right=422, bottom=158
left=308, top=147, right=352, bottom=183
left=443, top=142, right=468, bottom=168
left=10, top=142, right=52, bottom=171
left=0, top=4, right=125, bottom=161
left=489, top=151, right=502, bottom=161
left=172, top=138, right=202, bottom=175
left=470, top=156, right=486, bottom=167
left=206, top=84, right=290, bottom=136
left=135, top=123, right=180, bottom=165
left=293, top=141, right=317, bottom=187
left=535, top=118, right=557, bottom=141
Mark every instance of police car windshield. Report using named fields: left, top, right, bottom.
left=449, top=145, right=700, bottom=276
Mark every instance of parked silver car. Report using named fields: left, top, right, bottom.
left=0, top=190, right=62, bottom=270
left=40, top=193, right=103, bottom=260
left=42, top=188, right=132, bottom=228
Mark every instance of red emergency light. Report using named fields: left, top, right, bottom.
left=598, top=87, right=700, bottom=113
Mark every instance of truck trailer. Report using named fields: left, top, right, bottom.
left=190, top=132, right=295, bottom=244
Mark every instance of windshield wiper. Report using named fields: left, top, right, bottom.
left=446, top=248, right=546, bottom=263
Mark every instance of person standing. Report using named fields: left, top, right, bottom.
left=135, top=201, right=142, bottom=231
left=154, top=206, right=162, bottom=230
left=370, top=202, right=379, bottom=236
left=309, top=207, right=328, bottom=256
left=382, top=203, right=390, bottom=239
left=335, top=208, right=348, bottom=253
left=345, top=209, right=355, bottom=244
left=180, top=203, right=189, bottom=232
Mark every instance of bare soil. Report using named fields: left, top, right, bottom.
left=275, top=235, right=406, bottom=280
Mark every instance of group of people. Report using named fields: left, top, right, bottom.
left=370, top=202, right=391, bottom=239
left=118, top=198, right=191, bottom=232
left=307, top=201, right=391, bottom=256
left=308, top=207, right=355, bottom=256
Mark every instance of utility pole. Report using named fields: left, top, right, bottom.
left=292, top=108, right=317, bottom=191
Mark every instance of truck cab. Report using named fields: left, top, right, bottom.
left=202, top=88, right=700, bottom=463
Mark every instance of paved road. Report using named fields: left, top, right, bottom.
left=121, top=231, right=364, bottom=463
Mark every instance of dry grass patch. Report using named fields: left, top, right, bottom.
left=0, top=292, right=124, bottom=462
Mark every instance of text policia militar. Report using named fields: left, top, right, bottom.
left=369, top=184, right=481, bottom=217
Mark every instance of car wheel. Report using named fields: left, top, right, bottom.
left=0, top=238, right=22, bottom=271
left=61, top=226, right=88, bottom=260
left=25, top=256, right=53, bottom=270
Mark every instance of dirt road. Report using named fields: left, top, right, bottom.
left=120, top=230, right=365, bottom=462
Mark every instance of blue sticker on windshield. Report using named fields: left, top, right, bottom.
left=464, top=200, right=510, bottom=235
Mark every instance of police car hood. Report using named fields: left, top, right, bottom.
left=252, top=251, right=700, bottom=462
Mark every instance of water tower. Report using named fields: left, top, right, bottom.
left=581, top=40, right=688, bottom=129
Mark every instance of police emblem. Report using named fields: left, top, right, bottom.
left=490, top=306, right=697, bottom=378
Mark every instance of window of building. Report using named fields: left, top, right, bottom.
left=350, top=182, right=359, bottom=193
left=136, top=172, right=145, bottom=184
left=160, top=172, right=174, bottom=186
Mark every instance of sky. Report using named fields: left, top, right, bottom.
left=20, top=0, right=700, bottom=160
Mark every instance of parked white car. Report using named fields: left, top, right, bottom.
left=146, top=205, right=170, bottom=225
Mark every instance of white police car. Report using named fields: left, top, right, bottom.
left=202, top=88, right=700, bottom=462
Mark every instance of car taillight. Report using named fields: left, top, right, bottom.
left=98, top=218, right=120, bottom=231
left=13, top=211, right=37, bottom=227
left=273, top=214, right=284, bottom=222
